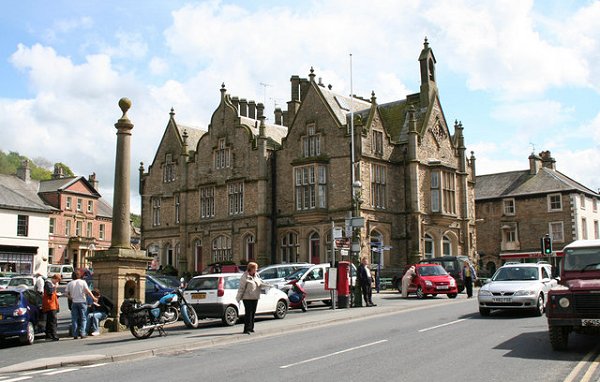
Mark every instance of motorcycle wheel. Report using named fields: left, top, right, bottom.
left=130, top=324, right=154, bottom=339
left=163, top=306, right=179, bottom=323
left=181, top=304, right=200, bottom=329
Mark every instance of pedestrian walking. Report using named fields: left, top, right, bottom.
left=86, top=289, right=114, bottom=336
left=66, top=271, right=97, bottom=339
left=462, top=260, right=477, bottom=298
left=401, top=265, right=416, bottom=298
left=358, top=256, right=376, bottom=306
left=236, top=261, right=270, bottom=334
left=42, top=274, right=61, bottom=341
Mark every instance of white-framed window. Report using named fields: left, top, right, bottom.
left=372, top=130, right=383, bottom=155
left=431, top=172, right=440, bottom=212
left=215, top=138, right=231, bottom=169
left=295, top=165, right=327, bottom=210
left=200, top=187, right=215, bottom=218
left=549, top=221, right=564, bottom=243
left=65, top=220, right=72, bottom=236
left=87, top=222, right=92, bottom=237
left=152, top=197, right=161, bottom=226
left=594, top=220, right=599, bottom=240
left=280, top=232, right=298, bottom=263
left=175, top=194, right=180, bottom=224
left=503, top=198, right=515, bottom=215
left=302, top=123, right=320, bottom=158
left=370, top=164, right=386, bottom=209
left=594, top=199, right=598, bottom=213
left=99, top=224, right=105, bottom=240
left=228, top=182, right=244, bottom=215
left=582, top=217, right=588, bottom=240
left=66, top=196, right=72, bottom=210
left=212, top=236, right=232, bottom=262
left=49, top=218, right=55, bottom=234
left=17, top=215, right=28, bottom=237
left=163, top=153, right=176, bottom=183
left=244, top=234, right=255, bottom=262
left=580, top=194, right=586, bottom=209
left=424, top=234, right=434, bottom=258
left=76, top=198, right=82, bottom=211
left=87, top=200, right=93, bottom=213
left=548, top=193, right=562, bottom=211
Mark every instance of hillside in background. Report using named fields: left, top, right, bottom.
left=0, top=150, right=73, bottom=180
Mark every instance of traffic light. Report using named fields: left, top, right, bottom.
left=541, top=235, right=553, bottom=255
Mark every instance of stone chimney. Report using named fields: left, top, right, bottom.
left=239, top=98, right=248, bottom=117
left=16, top=160, right=30, bottom=183
left=88, top=172, right=99, bottom=190
left=52, top=164, right=64, bottom=179
left=231, top=96, right=239, bottom=115
left=528, top=153, right=542, bottom=175
left=540, top=150, right=556, bottom=170
left=248, top=100, right=256, bottom=119
left=274, top=107, right=283, bottom=125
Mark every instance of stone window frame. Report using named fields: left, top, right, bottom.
left=243, top=234, right=255, bottom=262
left=503, top=198, right=516, bottom=216
left=582, top=217, right=588, bottom=240
left=301, top=122, right=321, bottom=158
left=424, top=234, right=434, bottom=258
left=152, top=197, right=161, bottom=226
left=175, top=194, right=180, bottom=224
left=75, top=220, right=82, bottom=236
left=200, top=187, right=215, bottom=219
left=370, top=163, right=386, bottom=209
left=430, top=169, right=456, bottom=215
left=65, top=219, right=72, bottom=236
left=549, top=221, right=564, bottom=243
left=309, top=231, right=320, bottom=263
left=280, top=232, right=299, bottom=263
left=372, top=130, right=383, bottom=155
left=294, top=164, right=327, bottom=211
left=442, top=235, right=452, bottom=256
left=212, top=235, right=232, bottom=262
left=86, top=222, right=93, bottom=237
left=547, top=193, right=562, bottom=211
left=580, top=194, right=586, bottom=210
left=163, top=153, right=176, bottom=183
left=215, top=138, right=231, bottom=170
left=228, top=181, right=244, bottom=216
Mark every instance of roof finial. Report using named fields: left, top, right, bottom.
left=170, top=107, right=175, bottom=118
left=424, top=36, right=429, bottom=48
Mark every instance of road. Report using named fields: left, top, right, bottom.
left=2, top=294, right=599, bottom=382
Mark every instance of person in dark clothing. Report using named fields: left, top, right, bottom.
left=358, top=256, right=376, bottom=307
left=462, top=260, right=477, bottom=298
left=86, top=289, right=114, bottom=336
left=42, top=274, right=62, bottom=341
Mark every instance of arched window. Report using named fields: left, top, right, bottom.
left=309, top=232, right=320, bottom=264
left=443, top=236, right=452, bottom=257
left=424, top=234, right=434, bottom=258
left=194, top=240, right=202, bottom=273
left=280, top=232, right=298, bottom=263
left=244, top=234, right=255, bottom=262
left=212, top=236, right=232, bottom=262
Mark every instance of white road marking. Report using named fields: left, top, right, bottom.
left=42, top=368, right=78, bottom=376
left=82, top=363, right=108, bottom=368
left=280, top=340, right=388, bottom=369
left=418, top=318, right=467, bottom=332
left=0, top=377, right=31, bottom=382
left=19, top=369, right=57, bottom=375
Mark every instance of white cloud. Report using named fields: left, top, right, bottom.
left=43, top=16, right=94, bottom=43
left=149, top=57, right=168, bottom=75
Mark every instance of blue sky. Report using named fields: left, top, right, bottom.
left=1, top=0, right=599, bottom=213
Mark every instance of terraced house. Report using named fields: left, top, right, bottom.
left=139, top=39, right=477, bottom=276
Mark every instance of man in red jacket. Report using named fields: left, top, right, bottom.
left=42, top=274, right=61, bottom=341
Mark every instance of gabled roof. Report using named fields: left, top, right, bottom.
left=317, top=85, right=371, bottom=126
left=238, top=116, right=288, bottom=145
left=176, top=123, right=207, bottom=149
left=476, top=167, right=599, bottom=201
left=0, top=174, right=55, bottom=213
left=38, top=176, right=100, bottom=197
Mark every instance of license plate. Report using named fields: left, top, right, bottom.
left=582, top=319, right=600, bottom=327
left=192, top=293, right=206, bottom=299
left=436, top=285, right=449, bottom=290
left=492, top=297, right=512, bottom=303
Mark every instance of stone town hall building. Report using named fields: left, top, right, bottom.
left=139, top=40, right=477, bottom=275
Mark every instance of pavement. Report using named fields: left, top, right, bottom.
left=0, top=289, right=476, bottom=374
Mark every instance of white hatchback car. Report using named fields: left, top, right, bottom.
left=478, top=262, right=558, bottom=316
left=183, top=273, right=289, bottom=326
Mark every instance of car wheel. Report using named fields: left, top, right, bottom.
left=534, top=294, right=544, bottom=316
left=222, top=305, right=238, bottom=326
left=447, top=293, right=458, bottom=299
left=549, top=325, right=569, bottom=351
left=273, top=300, right=288, bottom=319
left=479, top=307, right=490, bottom=316
left=19, top=322, right=35, bottom=345
left=431, top=294, right=438, bottom=297
left=416, top=286, right=425, bottom=299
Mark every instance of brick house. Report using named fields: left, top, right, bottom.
left=139, top=39, right=477, bottom=275
left=475, top=150, right=600, bottom=276
left=38, top=165, right=112, bottom=268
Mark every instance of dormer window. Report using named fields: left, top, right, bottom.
left=302, top=123, right=320, bottom=158
left=215, top=138, right=231, bottom=169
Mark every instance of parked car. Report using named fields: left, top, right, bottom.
left=6, top=276, right=35, bottom=290
left=0, top=287, right=43, bottom=345
left=183, top=273, right=289, bottom=326
left=201, top=264, right=246, bottom=274
left=280, top=263, right=356, bottom=304
left=0, top=277, right=10, bottom=290
left=145, top=273, right=181, bottom=303
left=258, top=263, right=311, bottom=288
left=478, top=262, right=558, bottom=316
left=399, top=264, right=458, bottom=299
left=47, top=264, right=75, bottom=283
left=418, top=256, right=469, bottom=293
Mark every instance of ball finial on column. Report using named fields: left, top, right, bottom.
left=118, top=97, right=132, bottom=119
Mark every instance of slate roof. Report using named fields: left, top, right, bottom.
left=239, top=116, right=288, bottom=145
left=476, top=167, right=599, bottom=201
left=0, top=174, right=55, bottom=213
left=176, top=123, right=207, bottom=149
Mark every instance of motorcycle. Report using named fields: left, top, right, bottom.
left=287, top=280, right=307, bottom=312
left=119, top=287, right=199, bottom=339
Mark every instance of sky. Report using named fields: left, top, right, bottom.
left=1, top=0, right=599, bottom=214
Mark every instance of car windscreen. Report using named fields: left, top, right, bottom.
left=224, top=276, right=241, bottom=289
left=492, top=267, right=539, bottom=281
left=285, top=267, right=310, bottom=281
left=186, top=277, right=219, bottom=290
left=0, top=292, right=19, bottom=307
left=0, top=279, right=9, bottom=287
left=8, top=277, right=33, bottom=286
left=418, top=265, right=448, bottom=276
left=563, top=247, right=600, bottom=271
left=151, top=275, right=180, bottom=289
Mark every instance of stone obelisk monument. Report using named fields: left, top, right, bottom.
left=91, top=98, right=147, bottom=331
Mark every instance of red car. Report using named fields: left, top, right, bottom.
left=404, top=264, right=458, bottom=299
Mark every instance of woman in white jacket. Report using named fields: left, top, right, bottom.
left=236, top=262, right=270, bottom=334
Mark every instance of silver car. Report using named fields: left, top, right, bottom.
left=478, top=262, right=558, bottom=316
left=258, top=263, right=311, bottom=289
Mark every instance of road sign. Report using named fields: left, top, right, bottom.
left=335, top=238, right=350, bottom=249
left=333, top=227, right=343, bottom=240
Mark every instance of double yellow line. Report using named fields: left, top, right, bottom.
left=564, top=344, right=600, bottom=382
